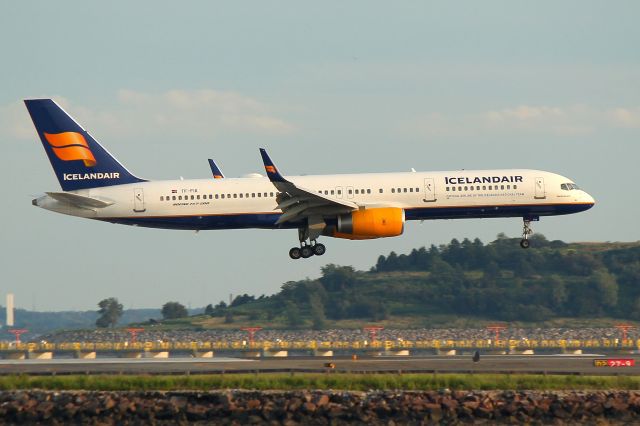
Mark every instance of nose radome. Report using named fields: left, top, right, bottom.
left=584, top=192, right=595, bottom=205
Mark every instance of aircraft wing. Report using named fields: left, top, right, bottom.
left=259, top=149, right=358, bottom=225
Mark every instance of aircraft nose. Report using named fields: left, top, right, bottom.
left=583, top=192, right=595, bottom=206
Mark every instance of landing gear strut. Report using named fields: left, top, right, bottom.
left=520, top=217, right=537, bottom=249
left=289, top=220, right=327, bottom=260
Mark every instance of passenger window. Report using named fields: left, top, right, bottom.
left=233, top=194, right=237, bottom=198
left=391, top=188, right=395, bottom=193
left=160, top=196, right=164, bottom=201
left=172, top=196, right=176, bottom=200
left=325, top=190, right=329, bottom=195
left=348, top=189, right=353, bottom=194
left=379, top=189, right=383, bottom=193
left=476, top=186, right=480, bottom=190
left=257, top=193, right=261, bottom=197
left=252, top=193, right=255, bottom=198
left=239, top=193, right=243, bottom=198
left=470, top=186, right=474, bottom=191
left=501, top=185, right=505, bottom=190
left=409, top=188, right=414, bottom=192
left=197, top=195, right=200, bottom=200
left=367, top=189, right=371, bottom=194
left=355, top=189, right=359, bottom=194
left=416, top=187, right=419, bottom=192
left=270, top=192, right=274, bottom=197
left=331, top=190, right=335, bottom=195
left=514, top=185, right=517, bottom=190
left=446, top=187, right=450, bottom=192
left=458, top=186, right=462, bottom=191
left=464, top=186, right=468, bottom=191
left=451, top=187, right=455, bottom=191
left=482, top=186, right=486, bottom=190
left=338, top=190, right=342, bottom=195
left=403, top=188, right=407, bottom=193
left=264, top=192, right=268, bottom=197
left=178, top=196, right=182, bottom=200
left=507, top=185, right=510, bottom=190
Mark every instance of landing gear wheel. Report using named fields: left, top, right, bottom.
left=313, top=243, right=326, bottom=256
left=300, top=246, right=314, bottom=258
left=289, top=247, right=302, bottom=259
left=520, top=239, right=530, bottom=249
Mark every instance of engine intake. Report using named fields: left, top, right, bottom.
left=333, top=207, right=405, bottom=239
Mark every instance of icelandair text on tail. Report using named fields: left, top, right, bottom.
left=63, top=172, right=120, bottom=181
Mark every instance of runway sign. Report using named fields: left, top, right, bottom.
left=593, top=359, right=635, bottom=367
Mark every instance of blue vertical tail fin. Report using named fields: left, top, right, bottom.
left=24, top=99, right=145, bottom=191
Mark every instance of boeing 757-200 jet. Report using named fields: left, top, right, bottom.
left=26, top=99, right=595, bottom=259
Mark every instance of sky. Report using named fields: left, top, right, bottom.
left=1, top=1, right=639, bottom=311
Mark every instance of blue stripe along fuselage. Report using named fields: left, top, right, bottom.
left=97, top=203, right=593, bottom=230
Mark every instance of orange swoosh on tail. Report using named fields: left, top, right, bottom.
left=44, top=132, right=96, bottom=167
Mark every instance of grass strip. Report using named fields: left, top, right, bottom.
left=0, top=373, right=639, bottom=391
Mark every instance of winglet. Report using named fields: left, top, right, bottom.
left=259, top=148, right=286, bottom=182
left=208, top=159, right=225, bottom=179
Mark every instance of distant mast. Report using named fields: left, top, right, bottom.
left=6, top=293, right=14, bottom=327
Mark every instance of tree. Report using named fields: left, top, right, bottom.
left=284, top=301, right=302, bottom=327
left=161, top=302, right=188, bottom=319
left=204, top=304, right=215, bottom=316
left=96, top=298, right=123, bottom=328
left=309, top=294, right=326, bottom=330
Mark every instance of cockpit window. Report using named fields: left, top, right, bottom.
left=561, top=183, right=580, bottom=191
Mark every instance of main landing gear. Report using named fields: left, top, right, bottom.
left=289, top=222, right=327, bottom=260
left=520, top=216, right=537, bottom=249
left=289, top=242, right=326, bottom=260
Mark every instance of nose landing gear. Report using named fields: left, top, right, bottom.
left=520, top=216, right=537, bottom=249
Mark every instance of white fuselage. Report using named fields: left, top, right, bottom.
left=34, top=169, right=595, bottom=231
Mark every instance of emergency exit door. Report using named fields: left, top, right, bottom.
left=534, top=177, right=546, bottom=199
left=133, top=188, right=146, bottom=212
left=423, top=178, right=436, bottom=202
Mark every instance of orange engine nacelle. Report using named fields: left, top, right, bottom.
left=331, top=208, right=405, bottom=240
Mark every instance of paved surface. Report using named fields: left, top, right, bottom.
left=0, top=355, right=639, bottom=375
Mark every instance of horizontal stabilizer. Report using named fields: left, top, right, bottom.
left=45, top=191, right=114, bottom=208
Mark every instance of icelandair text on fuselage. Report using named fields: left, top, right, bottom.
left=445, top=175, right=523, bottom=185
left=63, top=172, right=120, bottom=181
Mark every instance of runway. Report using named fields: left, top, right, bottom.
left=0, top=355, right=638, bottom=375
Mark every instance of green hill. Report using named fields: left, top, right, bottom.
left=180, top=235, right=640, bottom=329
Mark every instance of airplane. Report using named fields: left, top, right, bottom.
left=26, top=98, right=595, bottom=259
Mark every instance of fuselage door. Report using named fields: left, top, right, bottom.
left=335, top=186, right=343, bottom=199
left=423, top=178, right=436, bottom=202
left=346, top=186, right=354, bottom=199
left=133, top=188, right=146, bottom=212
left=534, top=177, right=546, bottom=199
